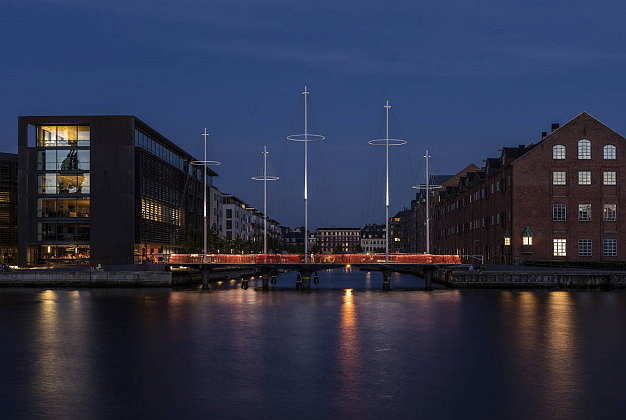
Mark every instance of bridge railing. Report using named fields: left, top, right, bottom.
left=167, top=253, right=462, bottom=265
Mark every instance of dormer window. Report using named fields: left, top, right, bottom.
left=578, top=139, right=591, bottom=159
left=552, top=145, right=566, bottom=159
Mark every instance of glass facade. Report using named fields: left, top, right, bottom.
left=35, top=125, right=91, bottom=263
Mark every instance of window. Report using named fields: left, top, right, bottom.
left=37, top=125, right=90, bottom=147
left=578, top=239, right=592, bottom=257
left=553, top=145, right=566, bottom=159
left=553, top=171, right=566, bottom=185
left=603, top=204, right=617, bottom=221
left=522, top=227, right=533, bottom=246
left=578, top=139, right=591, bottom=159
left=553, top=239, right=567, bottom=256
left=504, top=237, right=511, bottom=246
left=552, top=203, right=566, bottom=221
left=37, top=198, right=90, bottom=218
left=603, top=144, right=616, bottom=160
left=578, top=204, right=591, bottom=221
left=603, top=239, right=617, bottom=256
left=578, top=171, right=591, bottom=185
left=38, top=149, right=90, bottom=171
left=603, top=171, right=616, bottom=185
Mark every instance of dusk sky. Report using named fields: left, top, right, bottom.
left=2, top=0, right=626, bottom=228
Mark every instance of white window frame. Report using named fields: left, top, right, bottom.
left=603, top=203, right=617, bottom=222
left=552, top=203, right=566, bottom=221
left=578, top=139, right=591, bottom=159
left=603, top=171, right=616, bottom=185
left=578, top=203, right=591, bottom=221
left=578, top=171, right=591, bottom=185
left=553, top=144, right=566, bottom=160
left=603, top=239, right=617, bottom=257
left=552, top=171, right=566, bottom=185
left=578, top=239, right=592, bottom=257
left=603, top=144, right=616, bottom=160
left=553, top=238, right=567, bottom=257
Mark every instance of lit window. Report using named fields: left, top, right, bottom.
left=578, top=171, right=591, bottom=185
left=553, top=238, right=567, bottom=256
left=578, top=139, right=591, bottom=159
left=552, top=203, right=566, bottom=221
left=603, top=239, right=617, bottom=256
left=578, top=203, right=591, bottom=221
left=522, top=226, right=533, bottom=246
left=603, top=145, right=616, bottom=160
left=394, top=237, right=401, bottom=242
left=603, top=171, right=616, bottom=185
left=603, top=204, right=617, bottom=221
left=553, top=171, right=566, bottom=185
left=553, top=145, right=566, bottom=159
left=504, top=237, right=511, bottom=246
left=578, top=239, right=592, bottom=257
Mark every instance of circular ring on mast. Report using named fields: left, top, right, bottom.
left=367, top=138, right=407, bottom=146
left=286, top=133, right=326, bottom=142
left=251, top=175, right=280, bottom=181
left=191, top=160, right=222, bottom=166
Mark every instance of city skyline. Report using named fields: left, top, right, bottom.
left=3, top=1, right=626, bottom=228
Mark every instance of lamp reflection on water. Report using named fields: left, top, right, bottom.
left=337, top=288, right=360, bottom=414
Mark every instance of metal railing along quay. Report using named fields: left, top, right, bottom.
left=167, top=253, right=462, bottom=265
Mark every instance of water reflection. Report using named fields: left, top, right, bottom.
left=337, top=288, right=361, bottom=415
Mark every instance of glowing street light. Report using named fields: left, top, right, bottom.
left=368, top=100, right=407, bottom=261
left=251, top=146, right=279, bottom=254
left=287, top=86, right=326, bottom=261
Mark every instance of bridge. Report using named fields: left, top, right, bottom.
left=167, top=253, right=464, bottom=290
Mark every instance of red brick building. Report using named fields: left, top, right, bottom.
left=431, top=113, right=625, bottom=264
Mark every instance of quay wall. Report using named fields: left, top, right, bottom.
left=436, top=269, right=626, bottom=289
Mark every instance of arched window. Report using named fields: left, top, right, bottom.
left=603, top=144, right=616, bottom=160
left=578, top=139, right=591, bottom=159
left=552, top=144, right=566, bottom=159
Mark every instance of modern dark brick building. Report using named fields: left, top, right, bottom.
left=431, top=112, right=626, bottom=264
left=18, top=116, right=217, bottom=266
left=0, top=153, right=18, bottom=264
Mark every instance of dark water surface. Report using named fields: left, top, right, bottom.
left=3, top=269, right=626, bottom=420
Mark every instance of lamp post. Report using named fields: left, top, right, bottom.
left=287, top=86, right=325, bottom=262
left=412, top=150, right=441, bottom=254
left=251, top=146, right=279, bottom=254
left=191, top=128, right=221, bottom=261
left=368, top=100, right=407, bottom=261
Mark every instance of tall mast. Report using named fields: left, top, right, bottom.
left=251, top=146, right=279, bottom=254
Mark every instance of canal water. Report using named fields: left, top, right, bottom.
left=3, top=268, right=626, bottom=420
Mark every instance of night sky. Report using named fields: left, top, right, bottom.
left=2, top=0, right=626, bottom=228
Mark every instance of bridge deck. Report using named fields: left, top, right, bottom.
left=168, top=253, right=461, bottom=266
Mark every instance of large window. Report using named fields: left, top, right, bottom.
left=552, top=145, right=566, bottom=159
left=603, top=239, right=617, bottom=256
left=578, top=171, right=591, bottom=185
left=553, top=239, right=567, bottom=256
left=38, top=149, right=89, bottom=171
left=37, top=126, right=90, bottom=147
left=578, top=139, right=591, bottom=159
left=38, top=173, right=90, bottom=194
left=40, top=245, right=90, bottom=262
left=578, top=204, right=592, bottom=221
left=552, top=203, right=566, bottom=221
left=37, top=222, right=90, bottom=241
left=603, top=171, right=616, bottom=185
left=37, top=198, right=90, bottom=218
left=603, top=204, right=617, bottom=221
left=578, top=239, right=592, bottom=257
left=135, top=129, right=186, bottom=172
left=603, top=144, right=616, bottom=160
left=553, top=171, right=566, bottom=185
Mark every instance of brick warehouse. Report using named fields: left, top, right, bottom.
left=431, top=112, right=626, bottom=264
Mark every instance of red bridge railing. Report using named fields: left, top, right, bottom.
left=167, top=253, right=462, bottom=265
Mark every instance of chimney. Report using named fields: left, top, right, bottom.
left=541, top=131, right=547, bottom=138
left=551, top=122, right=560, bottom=131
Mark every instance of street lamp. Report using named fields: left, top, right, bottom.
left=191, top=128, right=221, bottom=261
left=287, top=86, right=325, bottom=262
left=251, top=146, right=279, bottom=254
left=368, top=100, right=407, bottom=261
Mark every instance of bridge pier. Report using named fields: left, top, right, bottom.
left=296, top=270, right=314, bottom=290
left=201, top=268, right=210, bottom=290
left=423, top=268, right=434, bottom=291
left=382, top=270, right=391, bottom=291
left=261, top=273, right=270, bottom=290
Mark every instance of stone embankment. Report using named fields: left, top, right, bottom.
left=436, top=269, right=626, bottom=289
left=0, top=266, right=263, bottom=287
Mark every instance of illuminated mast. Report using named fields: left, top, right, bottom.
left=251, top=146, right=279, bottom=254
